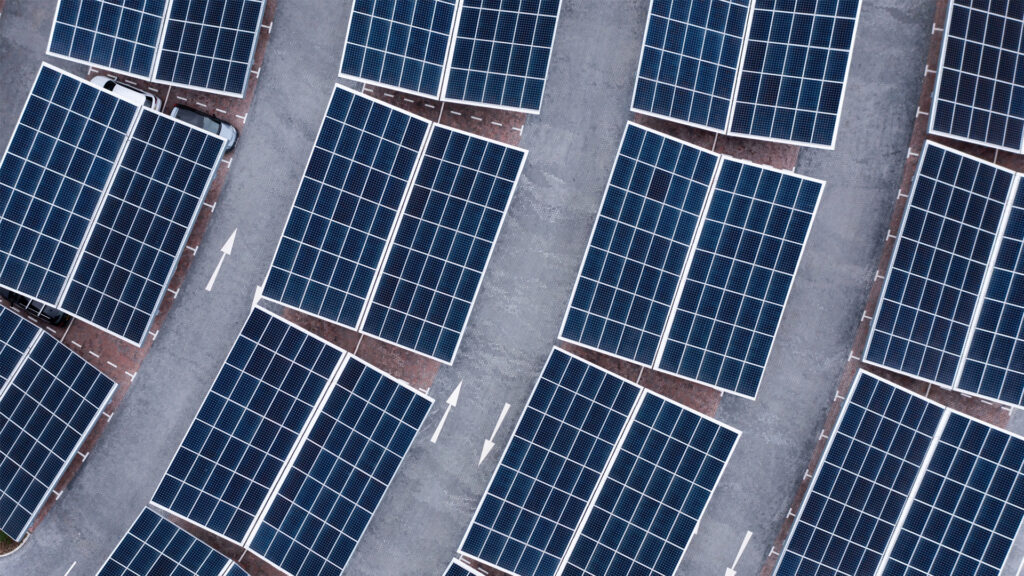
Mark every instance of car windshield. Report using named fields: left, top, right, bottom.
left=175, top=107, right=220, bottom=133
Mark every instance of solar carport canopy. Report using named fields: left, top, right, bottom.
left=865, top=141, right=1024, bottom=407
left=151, top=306, right=432, bottom=576
left=0, top=306, right=117, bottom=542
left=48, top=0, right=266, bottom=97
left=0, top=64, right=225, bottom=345
left=459, top=347, right=739, bottom=576
left=559, top=122, right=823, bottom=399
left=774, top=370, right=1024, bottom=576
left=632, top=0, right=863, bottom=148
left=263, top=84, right=526, bottom=365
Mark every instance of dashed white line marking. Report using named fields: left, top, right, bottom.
left=63, top=561, right=77, bottom=576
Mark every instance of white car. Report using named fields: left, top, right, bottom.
left=170, top=105, right=238, bottom=151
left=89, top=75, right=163, bottom=110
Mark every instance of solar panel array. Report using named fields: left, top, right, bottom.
left=340, top=0, right=458, bottom=99
left=562, top=392, right=739, bottom=576
left=152, top=306, right=344, bottom=544
left=264, top=84, right=526, bottom=365
left=49, top=0, right=167, bottom=79
left=340, top=0, right=563, bottom=112
left=0, top=306, right=117, bottom=541
left=561, top=124, right=717, bottom=366
left=48, top=0, right=266, bottom=97
left=0, top=64, right=226, bottom=345
left=442, top=0, right=561, bottom=111
left=248, top=356, right=432, bottom=576
left=0, top=64, right=137, bottom=305
left=264, top=85, right=430, bottom=329
left=863, top=142, right=1024, bottom=407
left=560, top=122, right=822, bottom=399
left=774, top=370, right=1024, bottom=576
left=632, top=0, right=863, bottom=148
left=459, top=347, right=738, bottom=576
left=97, top=508, right=250, bottom=576
left=361, top=125, right=525, bottom=363
left=657, top=158, right=822, bottom=397
left=931, top=0, right=1024, bottom=152
left=63, top=109, right=224, bottom=343
left=151, top=306, right=433, bottom=573
left=633, top=0, right=749, bottom=132
left=154, top=0, right=266, bottom=96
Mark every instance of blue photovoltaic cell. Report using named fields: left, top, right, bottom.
left=657, top=159, right=821, bottom=397
left=63, top=109, right=224, bottom=344
left=0, top=308, right=40, bottom=387
left=561, top=123, right=718, bottom=365
left=155, top=0, right=265, bottom=96
left=248, top=357, right=432, bottom=576
left=563, top=393, right=738, bottom=576
left=97, top=508, right=248, bottom=576
left=932, top=1, right=1024, bottom=152
left=730, top=0, right=859, bottom=147
left=0, top=65, right=138, bottom=305
left=883, top=413, right=1024, bottom=576
left=444, top=559, right=484, bottom=576
left=362, top=126, right=525, bottom=364
left=866, top=144, right=1012, bottom=387
left=960, top=191, right=1024, bottom=405
left=0, top=334, right=117, bottom=541
left=49, top=0, right=167, bottom=78
left=774, top=373, right=944, bottom=576
left=264, top=86, right=429, bottom=329
left=632, top=0, right=750, bottom=132
left=341, top=0, right=457, bottom=98
left=460, top=349, right=641, bottom=576
left=443, top=0, right=561, bottom=111
left=152, top=308, right=344, bottom=543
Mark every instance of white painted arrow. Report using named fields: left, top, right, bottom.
left=252, top=283, right=264, bottom=309
left=430, top=381, right=461, bottom=444
left=725, top=531, right=753, bottom=576
left=205, top=229, right=237, bottom=292
left=480, top=402, right=511, bottom=465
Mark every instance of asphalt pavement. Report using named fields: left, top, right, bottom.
left=0, top=1, right=1004, bottom=576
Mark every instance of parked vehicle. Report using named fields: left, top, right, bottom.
left=170, top=105, right=238, bottom=151
left=89, top=75, right=163, bottom=110
left=0, top=289, right=71, bottom=327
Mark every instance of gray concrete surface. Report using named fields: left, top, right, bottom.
left=0, top=1, right=989, bottom=576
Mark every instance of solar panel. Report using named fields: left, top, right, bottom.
left=97, top=508, right=249, bottom=576
left=460, top=348, right=642, bottom=576
left=560, top=123, right=718, bottom=366
left=931, top=0, right=1024, bottom=152
left=340, top=0, right=458, bottom=99
left=48, top=0, right=168, bottom=80
left=958, top=190, right=1024, bottom=405
left=0, top=333, right=117, bottom=541
left=361, top=125, right=526, bottom=364
left=0, top=308, right=42, bottom=386
left=0, top=64, right=138, bottom=305
left=883, top=412, right=1024, bottom=576
left=632, top=0, right=751, bottom=132
left=154, top=0, right=266, bottom=96
left=729, top=0, right=860, bottom=147
left=442, top=0, right=562, bottom=112
left=247, top=356, right=433, bottom=576
left=656, top=158, right=822, bottom=398
left=444, top=559, right=485, bottom=576
left=561, top=392, right=739, bottom=576
left=773, top=372, right=945, bottom=576
left=151, top=307, right=345, bottom=544
left=263, top=85, right=429, bottom=329
left=62, top=108, right=225, bottom=344
left=865, top=142, right=1013, bottom=387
